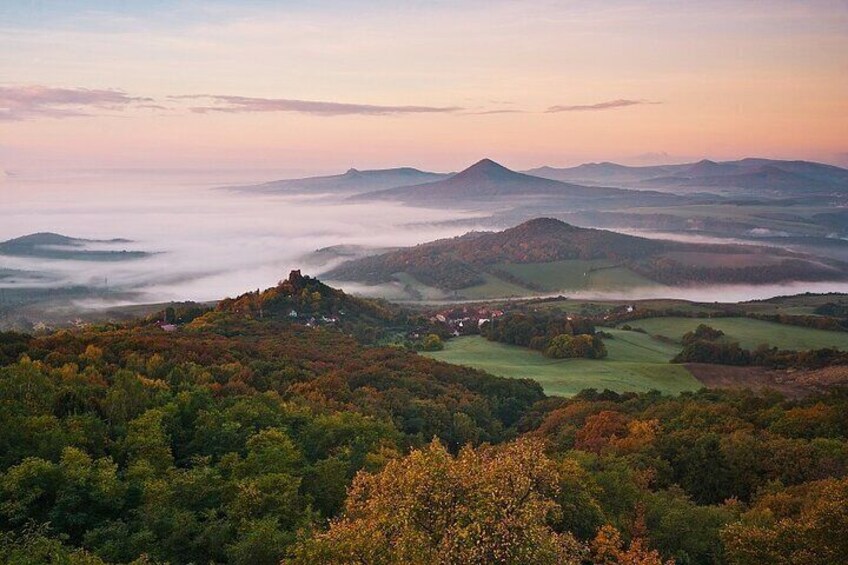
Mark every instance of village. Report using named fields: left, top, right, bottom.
left=428, top=306, right=505, bottom=336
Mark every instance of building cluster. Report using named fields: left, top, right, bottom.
left=430, top=306, right=504, bottom=336
left=289, top=309, right=340, bottom=328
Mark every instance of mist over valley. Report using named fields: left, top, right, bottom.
left=3, top=157, right=848, bottom=330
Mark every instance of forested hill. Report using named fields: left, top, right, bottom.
left=324, top=218, right=670, bottom=290
left=324, top=217, right=848, bottom=291
left=216, top=269, right=397, bottom=322
left=0, top=277, right=544, bottom=563
left=202, top=269, right=425, bottom=343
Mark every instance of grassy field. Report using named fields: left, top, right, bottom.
left=495, top=260, right=659, bottom=292
left=740, top=294, right=848, bottom=317
left=626, top=317, right=848, bottom=350
left=456, top=273, right=532, bottom=300
left=424, top=330, right=700, bottom=397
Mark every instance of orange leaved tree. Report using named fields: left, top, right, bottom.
left=286, top=438, right=584, bottom=564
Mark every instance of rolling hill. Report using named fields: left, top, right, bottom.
left=324, top=218, right=848, bottom=298
left=226, top=166, right=449, bottom=195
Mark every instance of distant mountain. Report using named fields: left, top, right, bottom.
left=645, top=165, right=838, bottom=195
left=351, top=158, right=675, bottom=206
left=682, top=159, right=741, bottom=178
left=525, top=162, right=679, bottom=185
left=0, top=233, right=148, bottom=261
left=227, top=167, right=449, bottom=195
left=527, top=158, right=848, bottom=197
left=679, top=158, right=848, bottom=184
left=325, top=218, right=848, bottom=298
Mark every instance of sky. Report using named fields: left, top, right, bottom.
left=2, top=0, right=847, bottom=173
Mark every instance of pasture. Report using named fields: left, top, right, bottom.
left=625, top=316, right=848, bottom=350
left=424, top=330, right=700, bottom=397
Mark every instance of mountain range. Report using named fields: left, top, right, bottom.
left=229, top=157, right=848, bottom=207
left=348, top=158, right=629, bottom=202
left=227, top=166, right=448, bottom=195
left=527, top=158, right=848, bottom=197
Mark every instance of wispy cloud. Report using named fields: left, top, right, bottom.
left=0, top=85, right=151, bottom=121
left=464, top=109, right=526, bottom=115
left=546, top=99, right=659, bottom=113
left=178, top=95, right=463, bottom=116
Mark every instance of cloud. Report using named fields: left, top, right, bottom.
left=464, top=109, right=526, bottom=115
left=0, top=85, right=151, bottom=121
left=546, top=99, right=659, bottom=113
left=178, top=95, right=463, bottom=116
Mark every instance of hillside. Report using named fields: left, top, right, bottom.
left=0, top=233, right=148, bottom=261
left=212, top=269, right=404, bottom=337
left=324, top=218, right=848, bottom=297
left=227, top=166, right=448, bottom=195
left=0, top=276, right=546, bottom=563
left=350, top=158, right=680, bottom=207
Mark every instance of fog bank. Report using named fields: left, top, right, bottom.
left=3, top=170, right=848, bottom=308
left=1, top=170, right=486, bottom=303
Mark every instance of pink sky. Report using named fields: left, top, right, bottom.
left=2, top=1, right=847, bottom=173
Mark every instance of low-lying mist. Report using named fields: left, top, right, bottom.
left=1, top=170, right=488, bottom=305
left=3, top=170, right=848, bottom=311
left=550, top=281, right=848, bottom=304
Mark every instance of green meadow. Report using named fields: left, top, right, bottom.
left=424, top=330, right=700, bottom=397
left=625, top=317, right=848, bottom=350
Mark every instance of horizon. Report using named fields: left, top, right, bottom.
left=2, top=0, right=847, bottom=172
left=5, top=154, right=848, bottom=182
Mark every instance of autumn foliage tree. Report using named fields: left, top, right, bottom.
left=721, top=476, right=848, bottom=565
left=286, top=439, right=584, bottom=565
left=591, top=524, right=669, bottom=565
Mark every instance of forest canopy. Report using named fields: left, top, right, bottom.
left=0, top=277, right=847, bottom=564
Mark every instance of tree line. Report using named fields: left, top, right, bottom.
left=481, top=312, right=607, bottom=359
